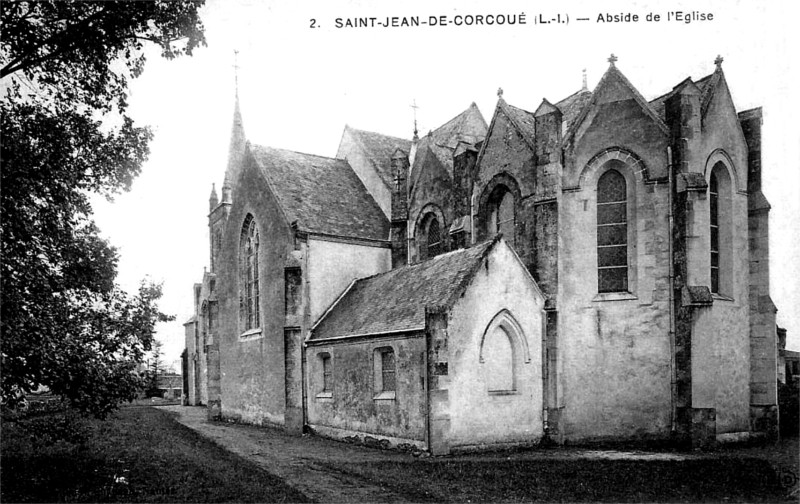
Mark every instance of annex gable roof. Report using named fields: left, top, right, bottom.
left=342, top=126, right=412, bottom=190
left=249, top=144, right=389, bottom=242
left=310, top=238, right=503, bottom=341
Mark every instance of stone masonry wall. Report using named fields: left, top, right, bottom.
left=215, top=150, right=295, bottom=426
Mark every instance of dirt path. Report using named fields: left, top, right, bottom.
left=160, top=405, right=799, bottom=503
left=159, top=405, right=414, bottom=502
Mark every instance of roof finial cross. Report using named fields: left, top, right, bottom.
left=393, top=168, right=404, bottom=190
left=714, top=54, right=724, bottom=69
left=497, top=87, right=504, bottom=98
left=233, top=49, right=240, bottom=92
left=582, top=68, right=588, bottom=91
left=608, top=53, right=618, bottom=66
left=410, top=99, right=419, bottom=138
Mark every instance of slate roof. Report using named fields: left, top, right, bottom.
left=648, top=71, right=718, bottom=121
left=556, top=89, right=593, bottom=132
left=346, top=126, right=412, bottom=189
left=410, top=103, right=488, bottom=186
left=311, top=238, right=498, bottom=340
left=249, top=145, right=389, bottom=241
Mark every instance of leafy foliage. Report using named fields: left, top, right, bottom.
left=1, top=0, right=205, bottom=113
left=0, top=1, right=205, bottom=417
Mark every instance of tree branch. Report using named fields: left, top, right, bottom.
left=1, top=5, right=109, bottom=79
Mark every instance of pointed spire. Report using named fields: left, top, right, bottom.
left=222, top=50, right=246, bottom=200
left=582, top=68, right=588, bottom=91
left=209, top=183, right=219, bottom=210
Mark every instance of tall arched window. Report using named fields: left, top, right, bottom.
left=709, top=162, right=732, bottom=296
left=419, top=212, right=443, bottom=261
left=479, top=310, right=530, bottom=395
left=710, top=172, right=720, bottom=294
left=597, top=169, right=628, bottom=293
left=483, top=326, right=515, bottom=392
left=427, top=218, right=442, bottom=258
left=489, top=187, right=515, bottom=246
left=240, top=214, right=260, bottom=331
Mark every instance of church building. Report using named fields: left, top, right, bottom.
left=184, top=56, right=779, bottom=453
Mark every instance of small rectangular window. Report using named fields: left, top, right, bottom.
left=373, top=347, right=397, bottom=399
left=322, top=354, right=332, bottom=392
left=381, top=350, right=396, bottom=392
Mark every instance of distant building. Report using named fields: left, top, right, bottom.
left=156, top=373, right=182, bottom=400
left=185, top=56, right=780, bottom=452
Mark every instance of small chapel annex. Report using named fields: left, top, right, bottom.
left=184, top=56, right=780, bottom=453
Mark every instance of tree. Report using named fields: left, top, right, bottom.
left=146, top=340, right=165, bottom=398
left=0, top=1, right=206, bottom=418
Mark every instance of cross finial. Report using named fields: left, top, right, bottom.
left=714, top=55, right=723, bottom=69
left=393, top=168, right=404, bottom=190
left=608, top=53, right=618, bottom=66
left=410, top=99, right=419, bottom=138
left=233, top=49, right=240, bottom=92
left=582, top=68, right=588, bottom=91
left=497, top=87, right=504, bottom=98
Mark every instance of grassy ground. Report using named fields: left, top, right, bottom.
left=323, top=455, right=793, bottom=502
left=3, top=404, right=797, bottom=503
left=1, top=406, right=309, bottom=503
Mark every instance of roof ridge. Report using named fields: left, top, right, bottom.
left=348, top=126, right=411, bottom=144
left=253, top=143, right=345, bottom=163
left=355, top=237, right=495, bottom=284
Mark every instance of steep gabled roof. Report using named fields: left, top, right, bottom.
left=249, top=145, right=389, bottom=241
left=648, top=71, right=719, bottom=121
left=428, top=102, right=488, bottom=150
left=411, top=103, right=488, bottom=183
left=310, top=238, right=499, bottom=340
left=345, top=126, right=412, bottom=190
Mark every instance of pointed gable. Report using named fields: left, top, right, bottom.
left=410, top=103, right=488, bottom=184
left=474, top=96, right=537, bottom=179
left=339, top=126, right=412, bottom=190
left=565, top=64, right=668, bottom=146
left=249, top=145, right=389, bottom=241
left=500, top=100, right=537, bottom=148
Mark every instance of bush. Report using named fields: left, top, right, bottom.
left=778, top=381, right=799, bottom=437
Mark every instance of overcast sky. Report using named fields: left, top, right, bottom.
left=91, top=0, right=800, bottom=367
